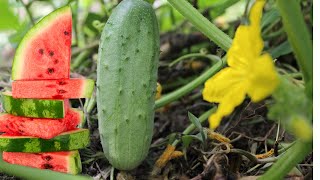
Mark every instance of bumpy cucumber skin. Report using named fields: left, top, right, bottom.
left=97, top=0, right=159, bottom=170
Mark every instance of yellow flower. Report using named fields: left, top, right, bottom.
left=202, top=0, right=279, bottom=129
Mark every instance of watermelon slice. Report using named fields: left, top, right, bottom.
left=1, top=92, right=69, bottom=118
left=11, top=6, right=72, bottom=80
left=0, top=128, right=89, bottom=152
left=12, top=79, right=94, bottom=99
left=0, top=109, right=83, bottom=139
left=3, top=151, right=82, bottom=174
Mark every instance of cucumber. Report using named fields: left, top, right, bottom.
left=1, top=91, right=66, bottom=118
left=97, top=0, right=159, bottom=170
left=0, top=129, right=89, bottom=152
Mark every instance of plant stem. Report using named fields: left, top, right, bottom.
left=72, top=41, right=99, bottom=56
left=19, top=0, right=35, bottom=25
left=167, top=0, right=232, bottom=51
left=169, top=53, right=220, bottom=67
left=110, top=167, right=115, bottom=180
left=172, top=107, right=215, bottom=146
left=276, top=0, right=313, bottom=97
left=85, top=94, right=97, bottom=114
left=155, top=57, right=226, bottom=109
left=259, top=140, right=312, bottom=180
left=71, top=50, right=91, bottom=70
left=0, top=153, right=92, bottom=180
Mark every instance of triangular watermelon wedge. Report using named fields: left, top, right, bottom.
left=12, top=6, right=72, bottom=80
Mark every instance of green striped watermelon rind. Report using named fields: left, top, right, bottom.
left=1, top=91, right=65, bottom=118
left=69, top=150, right=82, bottom=174
left=0, top=129, right=89, bottom=152
left=11, top=6, right=71, bottom=80
left=83, top=79, right=95, bottom=98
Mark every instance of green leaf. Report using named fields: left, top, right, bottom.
left=205, top=0, right=240, bottom=19
left=157, top=4, right=184, bottom=32
left=188, top=112, right=207, bottom=142
left=168, top=133, right=178, bottom=145
left=8, top=21, right=31, bottom=46
left=268, top=77, right=312, bottom=141
left=144, top=0, right=155, bottom=4
left=0, top=0, right=20, bottom=31
left=79, top=0, right=93, bottom=9
left=83, top=12, right=104, bottom=37
left=269, top=41, right=292, bottom=59
left=261, top=8, right=280, bottom=29
left=181, top=134, right=203, bottom=149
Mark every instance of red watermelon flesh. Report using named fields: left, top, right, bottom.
left=12, top=79, right=94, bottom=99
left=3, top=151, right=82, bottom=174
left=0, top=109, right=83, bottom=139
left=11, top=6, right=72, bottom=80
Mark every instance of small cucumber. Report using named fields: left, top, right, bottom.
left=97, top=0, right=159, bottom=170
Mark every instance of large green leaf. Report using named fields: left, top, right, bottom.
left=0, top=0, right=20, bottom=31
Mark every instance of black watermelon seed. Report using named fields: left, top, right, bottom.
left=57, top=89, right=67, bottom=94
left=43, top=164, right=53, bottom=169
left=44, top=156, right=52, bottom=161
left=57, top=80, right=67, bottom=85
left=49, top=51, right=54, bottom=57
left=64, top=31, right=70, bottom=35
left=47, top=68, right=55, bottom=74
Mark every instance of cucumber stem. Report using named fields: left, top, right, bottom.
left=155, top=57, right=226, bottom=109
left=259, top=140, right=312, bottom=180
left=275, top=0, right=313, bottom=98
left=71, top=50, right=92, bottom=70
left=167, top=0, right=232, bottom=51
left=169, top=53, right=221, bottom=67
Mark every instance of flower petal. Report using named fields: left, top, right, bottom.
left=247, top=54, right=279, bottom=102
left=249, top=0, right=265, bottom=28
left=227, top=0, right=265, bottom=68
left=208, top=86, right=247, bottom=129
left=203, top=67, right=246, bottom=103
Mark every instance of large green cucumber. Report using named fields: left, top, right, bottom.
left=0, top=129, right=89, bottom=152
left=97, top=0, right=159, bottom=170
left=1, top=91, right=66, bottom=118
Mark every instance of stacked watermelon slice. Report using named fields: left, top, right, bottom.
left=0, top=6, right=94, bottom=174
